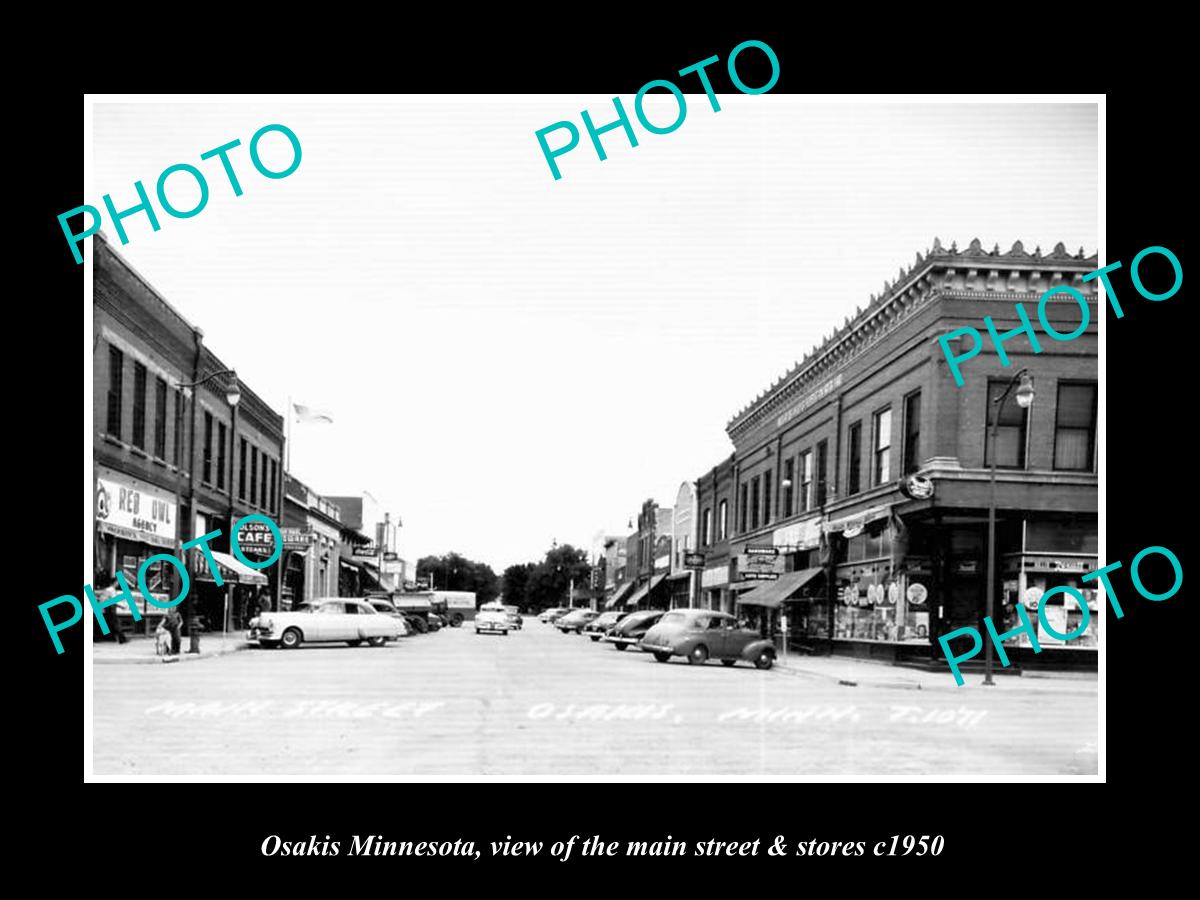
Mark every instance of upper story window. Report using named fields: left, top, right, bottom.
left=202, top=411, right=214, bottom=484
left=749, top=477, right=761, bottom=531
left=782, top=458, right=795, bottom=518
left=985, top=379, right=1028, bottom=469
left=718, top=499, right=728, bottom=541
left=903, top=391, right=921, bottom=475
left=131, top=362, right=148, bottom=450
left=1054, top=382, right=1097, bottom=472
left=847, top=422, right=862, bottom=496
left=702, top=507, right=712, bottom=546
left=153, top=377, right=167, bottom=459
left=799, top=450, right=813, bottom=512
left=217, top=422, right=228, bottom=490
left=763, top=470, right=773, bottom=526
left=815, top=440, right=828, bottom=507
left=106, top=346, right=124, bottom=438
left=739, top=484, right=748, bottom=533
left=873, top=407, right=892, bottom=485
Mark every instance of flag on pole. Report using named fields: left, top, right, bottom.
left=293, top=403, right=334, bottom=424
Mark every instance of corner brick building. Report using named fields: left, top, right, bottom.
left=695, top=238, right=1099, bottom=668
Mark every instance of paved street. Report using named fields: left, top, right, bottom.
left=93, top=622, right=1098, bottom=777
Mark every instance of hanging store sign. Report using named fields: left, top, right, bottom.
left=94, top=468, right=177, bottom=550
left=735, top=552, right=785, bottom=581
left=280, top=527, right=313, bottom=550
left=899, top=474, right=935, bottom=500
left=234, top=517, right=277, bottom=563
left=683, top=552, right=706, bottom=570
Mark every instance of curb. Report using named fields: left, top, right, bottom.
left=93, top=642, right=252, bottom=666
left=775, top=664, right=925, bottom=691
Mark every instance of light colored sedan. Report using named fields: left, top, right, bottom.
left=248, top=598, right=405, bottom=649
left=475, top=610, right=510, bottom=635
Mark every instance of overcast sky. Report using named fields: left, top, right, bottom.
left=90, top=97, right=1097, bottom=571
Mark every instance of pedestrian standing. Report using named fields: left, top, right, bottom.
left=92, top=572, right=128, bottom=643
left=163, top=606, right=183, bottom=655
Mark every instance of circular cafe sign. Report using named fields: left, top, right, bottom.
left=899, top=474, right=935, bottom=500
left=1023, top=586, right=1045, bottom=609
left=907, top=583, right=928, bottom=606
left=234, top=519, right=276, bottom=563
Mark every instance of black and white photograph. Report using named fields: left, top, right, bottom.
left=82, top=92, right=1103, bottom=780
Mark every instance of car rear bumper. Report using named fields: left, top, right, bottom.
left=476, top=624, right=509, bottom=633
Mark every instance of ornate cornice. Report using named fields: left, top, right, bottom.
left=726, top=239, right=1099, bottom=441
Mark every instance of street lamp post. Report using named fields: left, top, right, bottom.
left=175, top=366, right=240, bottom=653
left=984, top=369, right=1035, bottom=686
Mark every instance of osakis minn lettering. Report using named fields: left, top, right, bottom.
left=939, top=543, right=1182, bottom=685
left=41, top=513, right=282, bottom=654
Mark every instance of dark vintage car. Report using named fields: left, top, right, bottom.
left=602, top=609, right=665, bottom=651
left=557, top=608, right=601, bottom=633
left=582, top=610, right=624, bottom=641
left=639, top=609, right=777, bottom=669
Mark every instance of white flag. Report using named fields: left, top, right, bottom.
left=293, top=403, right=333, bottom=424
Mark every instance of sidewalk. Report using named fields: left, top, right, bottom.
left=92, top=633, right=252, bottom=666
left=773, top=653, right=1098, bottom=695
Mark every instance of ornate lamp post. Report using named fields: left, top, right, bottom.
left=984, top=369, right=1035, bottom=685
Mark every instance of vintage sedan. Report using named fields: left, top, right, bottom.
left=248, top=598, right=405, bottom=649
left=582, top=610, right=624, bottom=641
left=475, top=609, right=510, bottom=635
left=556, top=608, right=601, bottom=633
left=639, top=609, right=777, bottom=668
left=368, top=599, right=412, bottom=636
left=602, top=609, right=664, bottom=651
left=538, top=607, right=570, bottom=623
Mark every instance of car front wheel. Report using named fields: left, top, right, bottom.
left=281, top=628, right=302, bottom=650
left=754, top=650, right=775, bottom=670
left=653, top=651, right=671, bottom=663
left=367, top=636, right=387, bottom=647
left=346, top=639, right=363, bottom=647
left=614, top=642, right=627, bottom=651
left=590, top=635, right=601, bottom=642
left=721, top=659, right=736, bottom=667
left=688, top=645, right=709, bottom=665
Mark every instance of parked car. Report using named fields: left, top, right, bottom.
left=582, top=610, right=624, bottom=641
left=426, top=613, right=445, bottom=631
left=368, top=599, right=412, bottom=636
left=248, top=598, right=405, bottom=649
left=639, top=609, right=776, bottom=669
left=557, top=608, right=601, bottom=633
left=404, top=614, right=429, bottom=635
left=539, top=607, right=570, bottom=623
left=602, top=610, right=665, bottom=650
left=504, top=606, right=524, bottom=630
left=475, top=609, right=510, bottom=635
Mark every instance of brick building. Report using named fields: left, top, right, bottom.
left=699, top=238, right=1099, bottom=667
left=93, top=233, right=285, bottom=637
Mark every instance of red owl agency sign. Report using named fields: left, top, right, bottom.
left=94, top=467, right=177, bottom=549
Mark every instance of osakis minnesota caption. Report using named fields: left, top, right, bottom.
left=261, top=835, right=483, bottom=858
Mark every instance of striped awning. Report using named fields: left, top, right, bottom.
left=604, top=582, right=634, bottom=610
left=736, top=567, right=823, bottom=609
left=192, top=550, right=269, bottom=586
left=622, top=574, right=667, bottom=609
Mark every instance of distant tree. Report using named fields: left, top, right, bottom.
left=502, top=564, right=534, bottom=611
left=523, top=544, right=592, bottom=614
left=417, top=553, right=500, bottom=606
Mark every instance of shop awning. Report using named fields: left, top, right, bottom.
left=665, top=571, right=690, bottom=581
left=824, top=505, right=892, bottom=536
left=736, top=567, right=824, bottom=609
left=604, top=582, right=634, bottom=610
left=194, top=550, right=269, bottom=586
left=622, top=574, right=667, bottom=608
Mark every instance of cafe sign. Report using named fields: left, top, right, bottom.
left=94, top=468, right=177, bottom=549
left=281, top=527, right=313, bottom=550
left=234, top=518, right=277, bottom=563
